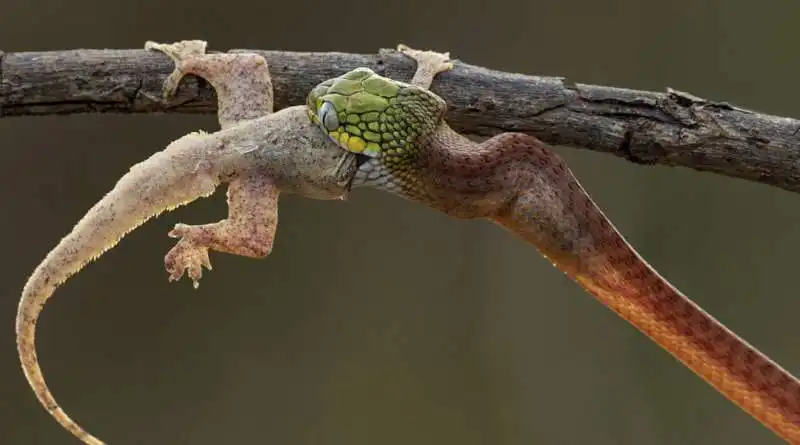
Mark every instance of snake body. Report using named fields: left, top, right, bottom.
left=308, top=67, right=800, bottom=442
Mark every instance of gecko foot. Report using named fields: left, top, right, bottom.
left=163, top=174, right=280, bottom=288
left=164, top=223, right=213, bottom=288
left=145, top=39, right=273, bottom=128
left=145, top=40, right=210, bottom=102
left=397, top=43, right=453, bottom=75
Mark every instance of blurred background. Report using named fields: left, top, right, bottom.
left=3, top=0, right=800, bottom=443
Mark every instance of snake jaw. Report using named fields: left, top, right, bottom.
left=306, top=99, right=377, bottom=170
left=353, top=152, right=372, bottom=168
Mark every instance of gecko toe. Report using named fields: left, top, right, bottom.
left=168, top=223, right=190, bottom=238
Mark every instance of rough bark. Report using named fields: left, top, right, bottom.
left=2, top=46, right=799, bottom=193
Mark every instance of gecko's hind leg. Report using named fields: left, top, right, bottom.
left=396, top=43, right=454, bottom=89
left=164, top=174, right=279, bottom=288
left=145, top=40, right=273, bottom=129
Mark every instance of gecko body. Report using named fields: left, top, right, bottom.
left=17, top=40, right=357, bottom=444
left=307, top=46, right=800, bottom=442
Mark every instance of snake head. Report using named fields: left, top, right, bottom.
left=306, top=67, right=446, bottom=160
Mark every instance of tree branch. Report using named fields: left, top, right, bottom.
left=2, top=46, right=800, bottom=194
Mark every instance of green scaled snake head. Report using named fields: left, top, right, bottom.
left=306, top=67, right=447, bottom=162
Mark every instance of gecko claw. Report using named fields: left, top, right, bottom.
left=164, top=223, right=213, bottom=287
left=145, top=40, right=210, bottom=103
left=396, top=43, right=454, bottom=74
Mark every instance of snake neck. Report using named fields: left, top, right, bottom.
left=351, top=155, right=426, bottom=205
left=351, top=123, right=509, bottom=219
left=351, top=128, right=439, bottom=201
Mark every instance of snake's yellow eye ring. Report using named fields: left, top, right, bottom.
left=317, top=101, right=339, bottom=131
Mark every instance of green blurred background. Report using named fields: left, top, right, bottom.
left=2, top=0, right=800, bottom=443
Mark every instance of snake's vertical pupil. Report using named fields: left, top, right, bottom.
left=318, top=102, right=339, bottom=131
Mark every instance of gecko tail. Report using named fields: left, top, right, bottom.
left=16, top=129, right=237, bottom=444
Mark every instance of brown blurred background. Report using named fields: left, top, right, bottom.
left=3, top=1, right=800, bottom=444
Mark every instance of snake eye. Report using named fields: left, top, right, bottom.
left=317, top=101, right=339, bottom=131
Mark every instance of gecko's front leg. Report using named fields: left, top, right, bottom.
left=165, top=174, right=279, bottom=287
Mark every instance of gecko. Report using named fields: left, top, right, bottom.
left=16, top=40, right=360, bottom=445
left=306, top=46, right=800, bottom=442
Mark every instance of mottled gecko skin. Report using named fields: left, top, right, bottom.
left=17, top=41, right=356, bottom=445
left=308, top=46, right=800, bottom=442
